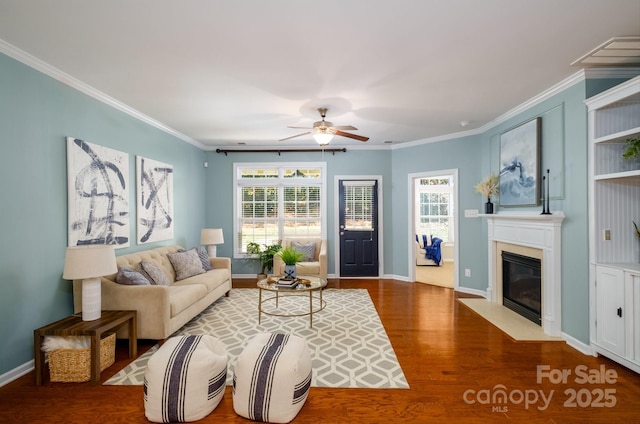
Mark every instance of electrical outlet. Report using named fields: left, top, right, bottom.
left=464, top=209, right=479, bottom=218
left=603, top=229, right=611, bottom=241
left=465, top=268, right=471, bottom=277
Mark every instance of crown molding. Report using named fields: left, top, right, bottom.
left=0, top=38, right=205, bottom=150
left=3, top=35, right=638, bottom=153
left=392, top=70, right=588, bottom=150
left=583, top=67, right=640, bottom=79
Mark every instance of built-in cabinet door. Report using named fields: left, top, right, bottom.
left=630, top=272, right=640, bottom=363
left=596, top=265, right=626, bottom=356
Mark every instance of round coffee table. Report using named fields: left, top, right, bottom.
left=257, top=275, right=327, bottom=327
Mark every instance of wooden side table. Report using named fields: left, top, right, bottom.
left=34, top=310, right=137, bottom=385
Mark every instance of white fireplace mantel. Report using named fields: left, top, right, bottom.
left=483, top=211, right=564, bottom=336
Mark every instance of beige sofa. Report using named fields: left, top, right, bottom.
left=73, top=245, right=231, bottom=340
left=273, top=237, right=327, bottom=280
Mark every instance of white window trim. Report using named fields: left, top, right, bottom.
left=416, top=177, right=455, bottom=242
left=232, top=161, right=327, bottom=259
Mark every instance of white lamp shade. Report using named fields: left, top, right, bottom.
left=201, top=228, right=224, bottom=245
left=63, top=245, right=117, bottom=280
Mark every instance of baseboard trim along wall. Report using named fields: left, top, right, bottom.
left=0, top=360, right=33, bottom=388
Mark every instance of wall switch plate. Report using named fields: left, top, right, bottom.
left=604, top=229, right=611, bottom=241
left=464, top=209, right=479, bottom=218
left=465, top=268, right=471, bottom=277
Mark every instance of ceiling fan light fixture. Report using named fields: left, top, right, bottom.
left=312, top=127, right=335, bottom=145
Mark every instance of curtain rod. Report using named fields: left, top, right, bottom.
left=215, top=148, right=347, bottom=156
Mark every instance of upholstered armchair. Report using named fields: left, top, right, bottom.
left=415, top=234, right=442, bottom=266
left=273, top=237, right=327, bottom=280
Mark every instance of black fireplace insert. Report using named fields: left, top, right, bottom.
left=502, top=251, right=541, bottom=325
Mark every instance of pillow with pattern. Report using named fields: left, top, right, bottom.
left=196, top=246, right=214, bottom=271
left=140, top=261, right=171, bottom=286
left=292, top=241, right=316, bottom=262
left=115, top=266, right=151, bottom=285
left=168, top=248, right=206, bottom=281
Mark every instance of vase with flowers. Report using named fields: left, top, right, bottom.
left=475, top=173, right=499, bottom=214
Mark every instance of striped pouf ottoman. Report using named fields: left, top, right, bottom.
left=144, top=335, right=227, bottom=423
left=233, top=332, right=311, bottom=423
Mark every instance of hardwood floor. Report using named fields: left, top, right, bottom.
left=1, top=279, right=639, bottom=423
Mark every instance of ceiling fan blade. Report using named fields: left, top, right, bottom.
left=331, top=125, right=358, bottom=131
left=279, top=132, right=311, bottom=141
left=335, top=130, right=369, bottom=142
left=287, top=125, right=313, bottom=129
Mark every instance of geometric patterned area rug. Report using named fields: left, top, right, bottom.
left=105, top=288, right=409, bottom=389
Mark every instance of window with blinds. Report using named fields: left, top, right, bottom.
left=342, top=180, right=375, bottom=231
left=416, top=176, right=454, bottom=242
left=233, top=163, right=325, bottom=257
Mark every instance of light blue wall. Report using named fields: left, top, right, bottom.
left=203, top=150, right=392, bottom=275
left=0, top=53, right=207, bottom=375
left=390, top=135, right=487, bottom=289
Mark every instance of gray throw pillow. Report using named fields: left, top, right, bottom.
left=115, top=266, right=151, bottom=286
left=292, top=241, right=316, bottom=261
left=168, top=248, right=206, bottom=281
left=196, top=246, right=214, bottom=271
left=140, top=261, right=171, bottom=286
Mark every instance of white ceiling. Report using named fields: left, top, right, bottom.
left=0, top=0, right=639, bottom=149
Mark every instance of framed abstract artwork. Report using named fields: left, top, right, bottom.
left=66, top=137, right=130, bottom=248
left=136, top=156, right=174, bottom=244
left=499, top=117, right=541, bottom=207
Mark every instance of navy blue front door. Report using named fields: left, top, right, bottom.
left=339, top=179, right=379, bottom=277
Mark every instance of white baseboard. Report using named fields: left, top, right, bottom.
left=384, top=273, right=410, bottom=282
left=562, top=333, right=596, bottom=357
left=0, top=360, right=33, bottom=388
left=455, top=286, right=487, bottom=298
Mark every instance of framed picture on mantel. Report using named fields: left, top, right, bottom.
left=499, top=117, right=541, bottom=207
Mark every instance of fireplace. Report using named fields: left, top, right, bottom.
left=484, top=212, right=564, bottom=336
left=502, top=251, right=541, bottom=325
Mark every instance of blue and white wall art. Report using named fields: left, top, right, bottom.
left=136, top=156, right=174, bottom=244
left=66, top=137, right=130, bottom=248
left=499, top=117, right=541, bottom=207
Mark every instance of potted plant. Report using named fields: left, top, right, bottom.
left=623, top=138, right=640, bottom=161
left=623, top=138, right=640, bottom=171
left=277, top=246, right=304, bottom=280
left=246, top=242, right=282, bottom=279
left=474, top=172, right=499, bottom=214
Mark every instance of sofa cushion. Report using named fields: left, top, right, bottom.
left=140, top=261, right=171, bottom=286
left=115, top=266, right=151, bottom=285
left=168, top=284, right=208, bottom=317
left=292, top=241, right=316, bottom=261
left=168, top=248, right=206, bottom=281
left=172, top=268, right=230, bottom=293
left=296, top=261, right=320, bottom=276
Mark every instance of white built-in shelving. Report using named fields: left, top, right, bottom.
left=587, top=75, right=640, bottom=374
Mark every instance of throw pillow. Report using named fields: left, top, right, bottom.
left=168, top=248, right=206, bottom=281
left=140, top=261, right=171, bottom=286
left=116, top=266, right=151, bottom=286
left=292, top=241, right=316, bottom=262
left=196, top=246, right=214, bottom=271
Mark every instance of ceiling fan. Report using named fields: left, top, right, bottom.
left=280, top=108, right=369, bottom=145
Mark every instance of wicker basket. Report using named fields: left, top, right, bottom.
left=48, top=332, right=116, bottom=383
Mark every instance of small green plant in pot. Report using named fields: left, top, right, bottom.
left=246, top=241, right=282, bottom=277
left=623, top=138, right=640, bottom=161
left=278, top=246, right=304, bottom=280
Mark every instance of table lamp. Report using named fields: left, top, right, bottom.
left=201, top=228, right=224, bottom=257
left=63, top=244, right=117, bottom=321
